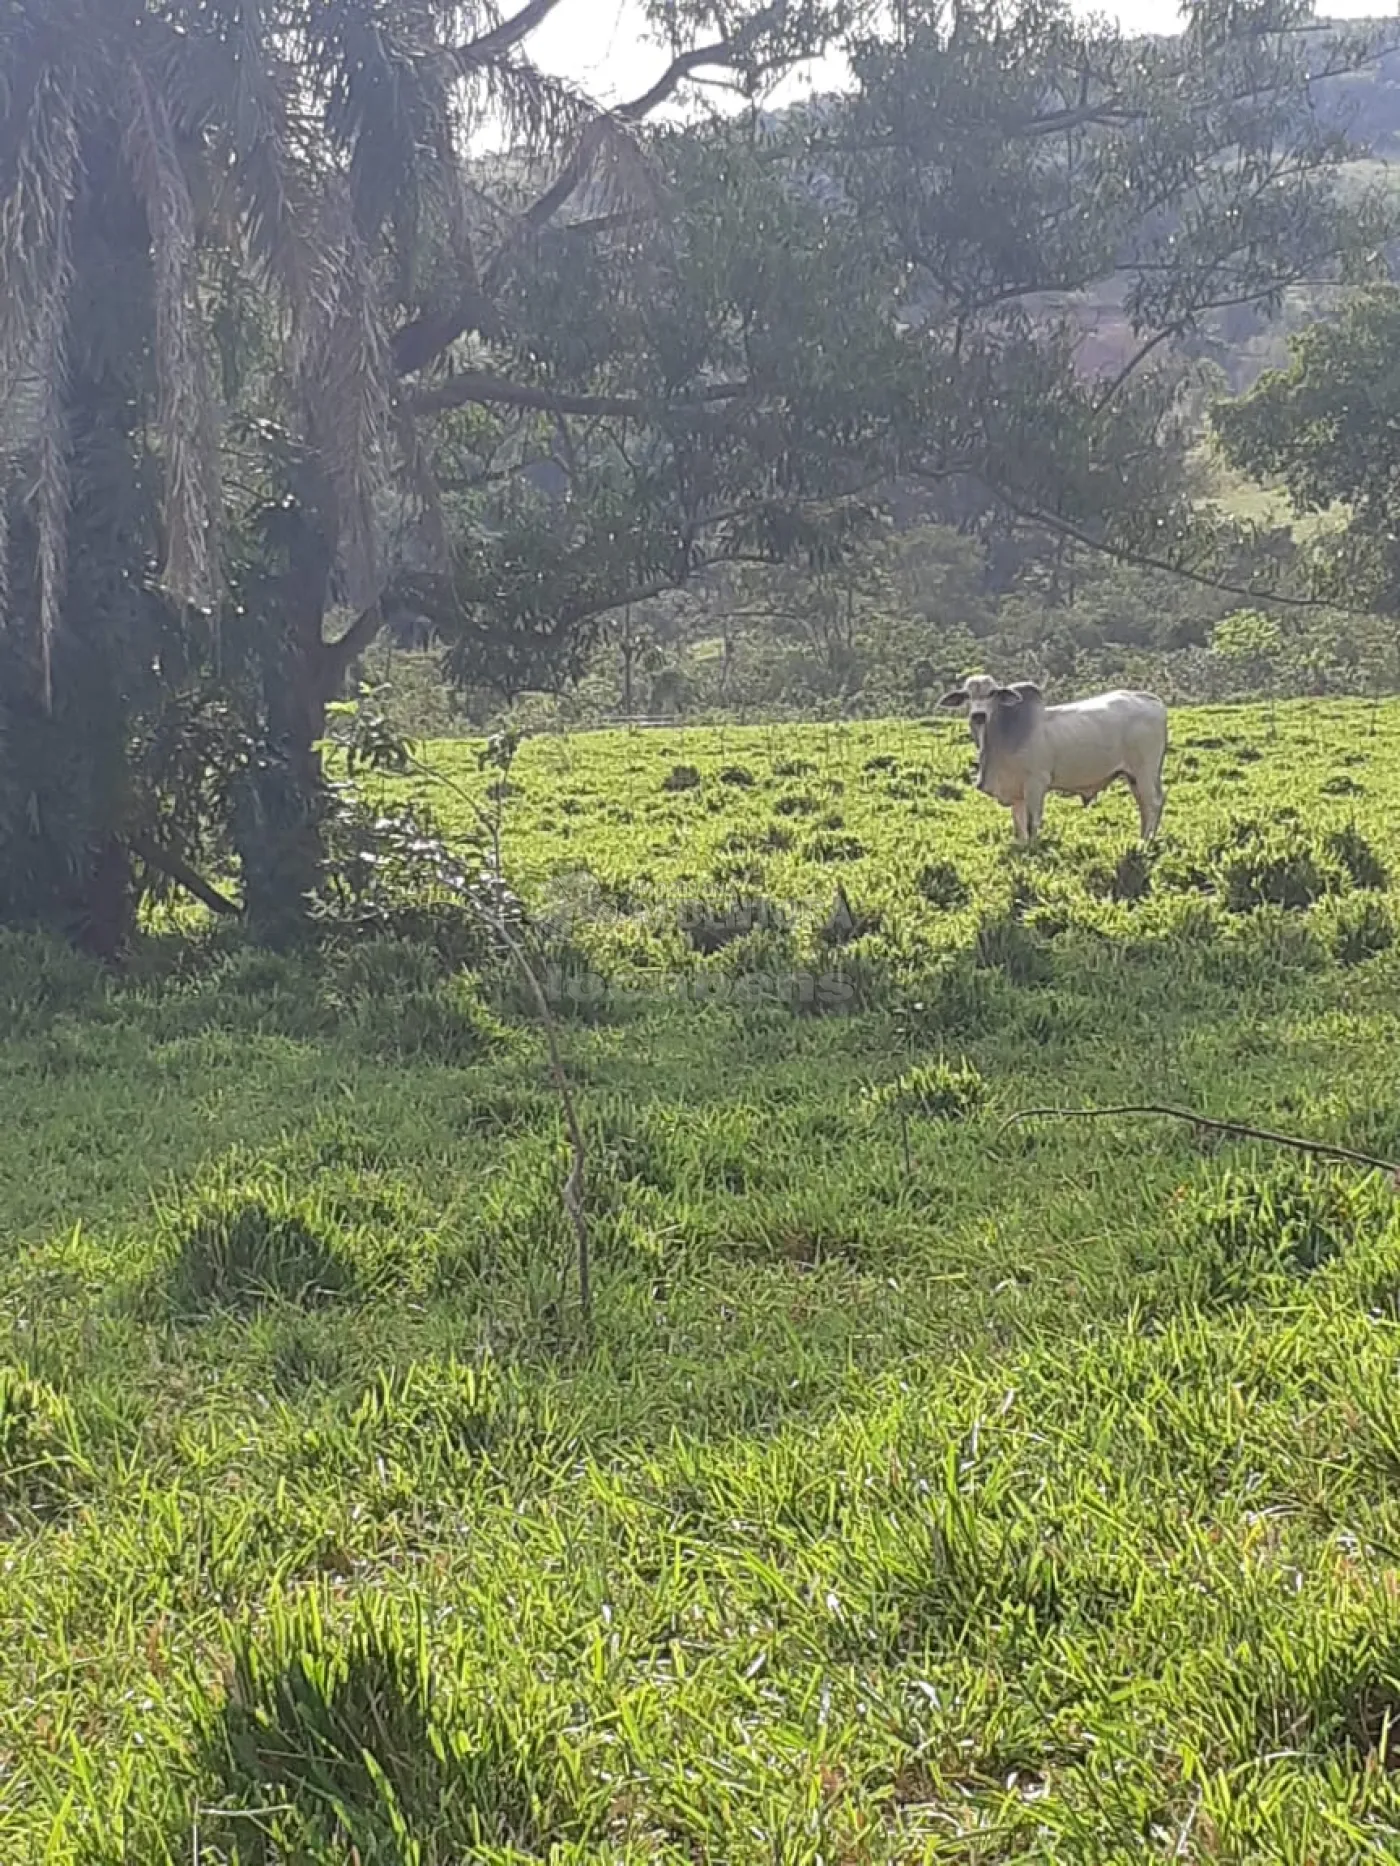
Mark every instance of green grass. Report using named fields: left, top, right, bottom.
left=6, top=701, right=1400, bottom=1860
left=1188, top=439, right=1348, bottom=542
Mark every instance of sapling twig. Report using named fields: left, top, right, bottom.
left=1000, top=1103, right=1400, bottom=1178
left=360, top=728, right=593, bottom=1325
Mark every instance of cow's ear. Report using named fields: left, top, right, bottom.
left=991, top=685, right=1023, bottom=705
left=938, top=688, right=969, bottom=708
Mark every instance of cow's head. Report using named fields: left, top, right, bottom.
left=938, top=673, right=1029, bottom=748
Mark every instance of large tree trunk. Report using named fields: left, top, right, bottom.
left=73, top=835, right=136, bottom=962
left=234, top=509, right=336, bottom=947
left=232, top=496, right=384, bottom=947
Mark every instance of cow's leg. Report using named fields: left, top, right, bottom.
left=1134, top=761, right=1164, bottom=843
left=1024, top=777, right=1048, bottom=841
left=1009, top=798, right=1031, bottom=842
left=1139, top=769, right=1165, bottom=840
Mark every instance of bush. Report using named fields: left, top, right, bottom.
left=865, top=1058, right=987, bottom=1121
left=662, top=764, right=702, bottom=792
left=1324, top=823, right=1389, bottom=892
left=806, top=832, right=867, bottom=864
left=914, top=859, right=970, bottom=910
left=1214, top=818, right=1344, bottom=913
left=678, top=892, right=790, bottom=955
left=162, top=1171, right=356, bottom=1316
left=1324, top=896, right=1396, bottom=969
left=313, top=790, right=516, bottom=965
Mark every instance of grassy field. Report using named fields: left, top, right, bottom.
left=6, top=700, right=1400, bottom=1861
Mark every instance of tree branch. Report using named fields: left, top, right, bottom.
left=953, top=469, right=1358, bottom=614
left=454, top=0, right=568, bottom=67
left=391, top=297, right=505, bottom=376
left=480, top=4, right=792, bottom=292
left=323, top=600, right=387, bottom=683
left=129, top=832, right=242, bottom=918
left=409, top=370, right=752, bottom=420
left=1000, top=1103, right=1400, bottom=1178
left=615, top=7, right=785, bottom=124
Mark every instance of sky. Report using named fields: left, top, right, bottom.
left=524, top=0, right=1388, bottom=115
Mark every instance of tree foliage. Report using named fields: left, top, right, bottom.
left=1214, top=284, right=1400, bottom=623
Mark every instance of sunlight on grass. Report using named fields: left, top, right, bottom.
left=5, top=700, right=1400, bottom=1860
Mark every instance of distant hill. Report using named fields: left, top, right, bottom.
left=1057, top=19, right=1400, bottom=389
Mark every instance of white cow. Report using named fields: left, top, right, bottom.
left=938, top=677, right=1168, bottom=843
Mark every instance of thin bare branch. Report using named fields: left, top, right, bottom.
left=957, top=470, right=1354, bottom=614
left=1000, top=1103, right=1400, bottom=1178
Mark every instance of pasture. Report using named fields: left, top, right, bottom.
left=6, top=700, right=1400, bottom=1861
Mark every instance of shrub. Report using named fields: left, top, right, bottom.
left=162, top=1172, right=355, bottom=1316
left=1325, top=896, right=1396, bottom=969
left=818, top=886, right=881, bottom=946
left=314, top=791, right=507, bottom=964
left=678, top=892, right=790, bottom=954
left=773, top=791, right=819, bottom=817
left=1214, top=819, right=1343, bottom=913
left=806, top=832, right=867, bottom=864
left=865, top=1058, right=987, bottom=1121
left=1324, top=823, right=1389, bottom=892
left=914, top=859, right=970, bottom=910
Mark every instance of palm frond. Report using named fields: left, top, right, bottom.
left=157, top=1, right=316, bottom=321
left=119, top=54, right=221, bottom=613
left=459, top=53, right=597, bottom=157
left=9, top=68, right=80, bottom=712
left=299, top=187, right=394, bottom=610
left=571, top=112, right=668, bottom=222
